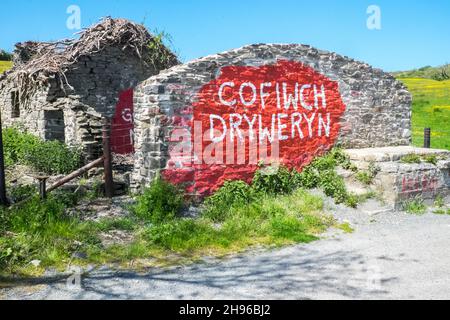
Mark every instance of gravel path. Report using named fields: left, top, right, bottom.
left=2, top=199, right=450, bottom=300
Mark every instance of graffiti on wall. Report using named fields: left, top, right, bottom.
left=163, top=60, right=347, bottom=195
left=400, top=173, right=439, bottom=195
left=111, top=88, right=134, bottom=154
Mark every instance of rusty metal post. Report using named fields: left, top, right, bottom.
left=424, top=128, right=431, bottom=148
left=0, top=111, right=8, bottom=206
left=102, top=117, right=114, bottom=198
left=38, top=178, right=47, bottom=200
left=46, top=157, right=104, bottom=194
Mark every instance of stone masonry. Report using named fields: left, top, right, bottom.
left=345, top=146, right=450, bottom=209
left=132, top=44, right=413, bottom=195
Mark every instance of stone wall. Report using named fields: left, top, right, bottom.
left=132, top=44, right=413, bottom=195
left=345, top=146, right=450, bottom=208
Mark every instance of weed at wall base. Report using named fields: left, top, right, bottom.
left=402, top=198, right=427, bottom=215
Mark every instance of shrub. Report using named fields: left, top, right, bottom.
left=318, top=170, right=348, bottom=204
left=328, top=147, right=357, bottom=171
left=23, top=140, right=82, bottom=175
left=2, top=127, right=41, bottom=166
left=252, top=165, right=293, bottom=195
left=344, top=193, right=359, bottom=208
left=291, top=166, right=319, bottom=189
left=133, top=176, right=184, bottom=224
left=8, top=184, right=37, bottom=203
left=203, top=180, right=256, bottom=222
left=356, top=171, right=373, bottom=185
left=250, top=148, right=359, bottom=207
left=2, top=127, right=82, bottom=175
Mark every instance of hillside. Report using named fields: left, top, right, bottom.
left=0, top=60, right=12, bottom=74
left=398, top=78, right=450, bottom=150
left=393, top=64, right=450, bottom=81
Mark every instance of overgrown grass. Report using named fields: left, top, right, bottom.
left=1, top=148, right=359, bottom=276
left=398, top=78, right=450, bottom=150
left=0, top=192, right=98, bottom=274
left=0, top=60, right=12, bottom=74
left=131, top=188, right=331, bottom=257
left=3, top=126, right=82, bottom=175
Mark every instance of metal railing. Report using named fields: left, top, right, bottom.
left=0, top=117, right=115, bottom=206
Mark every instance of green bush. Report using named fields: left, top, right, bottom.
left=2, top=127, right=41, bottom=166
left=203, top=180, right=256, bottom=222
left=252, top=165, right=293, bottom=195
left=250, top=148, right=357, bottom=207
left=434, top=195, right=445, bottom=208
left=318, top=170, right=348, bottom=204
left=356, top=171, right=373, bottom=185
left=8, top=184, right=37, bottom=203
left=2, top=127, right=82, bottom=175
left=133, top=177, right=184, bottom=224
left=23, top=140, right=82, bottom=175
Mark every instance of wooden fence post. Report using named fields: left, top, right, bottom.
left=102, top=117, right=114, bottom=198
left=0, top=111, right=8, bottom=206
left=424, top=128, right=431, bottom=148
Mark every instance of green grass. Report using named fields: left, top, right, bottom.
left=398, top=78, right=450, bottom=150
left=355, top=171, right=373, bottom=185
left=100, top=189, right=334, bottom=262
left=0, top=186, right=334, bottom=276
left=336, top=222, right=354, bottom=234
left=400, top=153, right=422, bottom=164
left=402, top=198, right=427, bottom=215
left=3, top=149, right=359, bottom=276
left=0, top=61, right=12, bottom=74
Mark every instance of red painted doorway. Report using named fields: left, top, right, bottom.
left=111, top=88, right=134, bottom=154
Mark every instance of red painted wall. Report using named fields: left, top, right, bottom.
left=163, top=60, right=347, bottom=196
left=111, top=88, right=134, bottom=154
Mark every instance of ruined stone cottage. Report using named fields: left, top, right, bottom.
left=0, top=18, right=178, bottom=160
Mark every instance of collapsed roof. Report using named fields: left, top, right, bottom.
left=1, top=17, right=179, bottom=104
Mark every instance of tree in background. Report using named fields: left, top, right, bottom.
left=0, top=50, right=12, bottom=61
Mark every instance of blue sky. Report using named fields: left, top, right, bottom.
left=0, top=0, right=449, bottom=71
